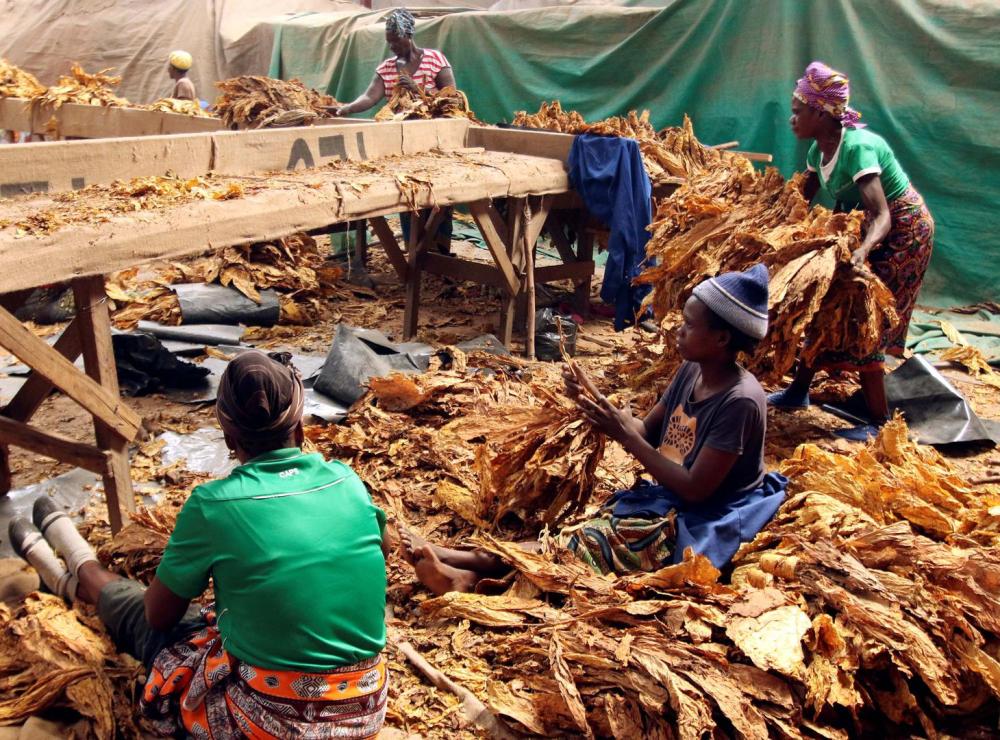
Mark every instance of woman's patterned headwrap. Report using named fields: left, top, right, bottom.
left=385, top=8, right=416, bottom=38
left=794, top=61, right=865, bottom=129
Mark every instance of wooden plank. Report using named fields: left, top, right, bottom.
left=72, top=277, right=136, bottom=532
left=369, top=216, right=408, bottom=281
left=0, top=416, right=108, bottom=474
left=468, top=201, right=519, bottom=296
left=0, top=118, right=475, bottom=196
left=3, top=319, right=83, bottom=423
left=535, top=261, right=596, bottom=284
left=422, top=253, right=505, bottom=288
left=733, top=150, right=773, bottom=163
left=466, top=126, right=573, bottom=162
left=0, top=305, right=141, bottom=440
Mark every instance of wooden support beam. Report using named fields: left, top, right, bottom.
left=3, top=319, right=83, bottom=423
left=72, top=276, right=137, bottom=532
left=544, top=211, right=580, bottom=265
left=468, top=201, right=519, bottom=296
left=535, top=261, right=596, bottom=284
left=0, top=304, right=140, bottom=440
left=369, top=216, right=408, bottom=282
left=422, top=253, right=505, bottom=288
left=402, top=212, right=425, bottom=341
left=0, top=416, right=109, bottom=474
left=520, top=196, right=551, bottom=360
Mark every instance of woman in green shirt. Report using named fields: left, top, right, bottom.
left=769, top=61, right=935, bottom=441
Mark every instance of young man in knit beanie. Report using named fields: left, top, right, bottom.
left=401, top=265, right=788, bottom=595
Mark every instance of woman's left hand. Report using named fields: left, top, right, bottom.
left=576, top=393, right=645, bottom=445
left=851, top=245, right=872, bottom=268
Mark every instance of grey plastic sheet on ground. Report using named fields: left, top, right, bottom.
left=313, top=325, right=434, bottom=406
left=137, top=321, right=246, bottom=347
left=824, top=355, right=1000, bottom=446
left=173, top=283, right=280, bottom=327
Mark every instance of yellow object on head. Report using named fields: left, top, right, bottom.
left=169, top=50, right=193, bottom=71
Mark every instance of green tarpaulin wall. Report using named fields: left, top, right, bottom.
left=269, top=0, right=999, bottom=308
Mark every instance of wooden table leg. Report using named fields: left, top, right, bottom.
left=72, top=277, right=136, bottom=532
left=574, top=229, right=595, bottom=317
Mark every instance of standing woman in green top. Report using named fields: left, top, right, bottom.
left=769, top=61, right=935, bottom=440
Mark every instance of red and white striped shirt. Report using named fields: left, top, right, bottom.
left=376, top=49, right=450, bottom=96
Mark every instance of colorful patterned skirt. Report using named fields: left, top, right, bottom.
left=141, top=610, right=388, bottom=739
left=819, top=185, right=935, bottom=370
left=562, top=510, right=677, bottom=575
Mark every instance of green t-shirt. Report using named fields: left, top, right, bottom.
left=806, top=127, right=910, bottom=210
left=156, top=448, right=387, bottom=671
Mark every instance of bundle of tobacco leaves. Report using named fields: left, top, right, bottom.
left=107, top=233, right=342, bottom=328
left=0, top=594, right=143, bottom=737
left=635, top=118, right=899, bottom=382
left=473, top=384, right=607, bottom=528
left=375, top=85, right=480, bottom=123
left=0, top=58, right=45, bottom=98
left=214, top=76, right=338, bottom=128
left=142, top=97, right=213, bottom=117
left=32, top=64, right=130, bottom=110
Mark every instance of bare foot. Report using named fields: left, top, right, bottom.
left=397, top=527, right=428, bottom=566
left=413, top=545, right=479, bottom=596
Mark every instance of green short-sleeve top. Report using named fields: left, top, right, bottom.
left=155, top=448, right=387, bottom=671
left=806, top=127, right=910, bottom=210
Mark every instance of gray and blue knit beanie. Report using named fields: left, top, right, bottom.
left=692, top=263, right=770, bottom=340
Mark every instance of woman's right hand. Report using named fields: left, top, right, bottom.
left=561, top=364, right=584, bottom=399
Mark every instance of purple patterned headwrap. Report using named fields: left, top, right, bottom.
left=793, top=61, right=866, bottom=129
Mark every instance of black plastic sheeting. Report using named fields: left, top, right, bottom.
left=824, top=355, right=1000, bottom=446
left=173, top=283, right=280, bottom=326
left=112, top=333, right=211, bottom=396
left=535, top=308, right=577, bottom=361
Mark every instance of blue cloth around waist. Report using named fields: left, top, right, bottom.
left=605, top=472, right=788, bottom=568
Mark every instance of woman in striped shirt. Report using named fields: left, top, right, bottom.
left=335, top=8, right=456, bottom=117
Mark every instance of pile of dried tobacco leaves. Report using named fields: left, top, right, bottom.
left=513, top=104, right=899, bottom=382
left=214, top=75, right=339, bottom=128
left=636, top=117, right=898, bottom=383
left=513, top=102, right=706, bottom=184
left=1, top=339, right=997, bottom=739
left=376, top=85, right=480, bottom=123
left=0, top=57, right=45, bottom=99
left=107, top=232, right=343, bottom=328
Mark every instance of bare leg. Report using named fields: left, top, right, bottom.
left=399, top=528, right=509, bottom=577
left=75, top=560, right=121, bottom=606
left=413, top=546, right=480, bottom=596
left=859, top=368, right=889, bottom=423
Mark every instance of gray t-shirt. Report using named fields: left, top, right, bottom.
left=655, top=361, right=766, bottom=498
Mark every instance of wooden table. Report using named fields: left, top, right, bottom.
left=0, top=119, right=595, bottom=529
